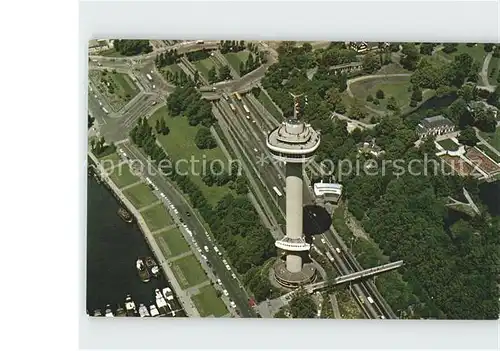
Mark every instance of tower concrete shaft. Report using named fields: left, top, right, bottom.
left=285, top=162, right=304, bottom=273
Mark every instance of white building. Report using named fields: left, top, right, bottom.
left=313, top=182, right=343, bottom=204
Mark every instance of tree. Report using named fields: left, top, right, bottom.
left=159, top=117, right=169, bottom=135
left=208, top=66, right=218, bottom=83
left=411, top=87, right=423, bottom=102
left=484, top=43, right=494, bottom=52
left=457, top=126, right=479, bottom=146
left=386, top=96, right=398, bottom=111
left=447, top=98, right=473, bottom=129
left=442, top=43, right=458, bottom=54
left=239, top=61, right=245, bottom=75
left=375, top=89, right=385, bottom=99
left=420, top=43, right=435, bottom=55
left=362, top=52, right=381, bottom=74
left=400, top=43, right=420, bottom=71
left=155, top=119, right=161, bottom=134
left=288, top=289, right=317, bottom=318
left=219, top=65, right=232, bottom=81
left=349, top=99, right=366, bottom=120
left=458, top=84, right=477, bottom=102
left=473, top=105, right=497, bottom=133
left=326, top=87, right=342, bottom=110
left=194, top=127, right=217, bottom=149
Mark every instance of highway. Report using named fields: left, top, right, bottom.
left=119, top=142, right=257, bottom=318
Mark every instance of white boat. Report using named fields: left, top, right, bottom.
left=155, top=288, right=167, bottom=308
left=105, top=305, right=114, bottom=317
left=138, top=304, right=150, bottom=317
left=162, top=287, right=174, bottom=301
left=125, top=295, right=137, bottom=316
left=151, top=266, right=160, bottom=276
left=149, top=304, right=160, bottom=317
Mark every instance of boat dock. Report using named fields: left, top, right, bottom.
left=88, top=151, right=198, bottom=317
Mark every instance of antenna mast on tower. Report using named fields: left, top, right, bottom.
left=289, top=92, right=303, bottom=120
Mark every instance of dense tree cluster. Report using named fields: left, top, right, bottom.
left=166, top=86, right=215, bottom=127
left=154, top=49, right=180, bottom=68
left=90, top=136, right=115, bottom=158
left=243, top=262, right=278, bottom=302
left=112, top=40, right=152, bottom=56
left=219, top=40, right=246, bottom=54
left=208, top=194, right=276, bottom=273
left=194, top=127, right=217, bottom=149
left=275, top=288, right=317, bottom=318
left=457, top=126, right=479, bottom=146
left=129, top=117, right=168, bottom=163
left=445, top=96, right=497, bottom=132
left=154, top=116, right=170, bottom=136
left=411, top=53, right=479, bottom=91
left=163, top=69, right=192, bottom=86
left=239, top=53, right=261, bottom=76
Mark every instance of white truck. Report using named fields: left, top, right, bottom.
left=146, top=73, right=153, bottom=81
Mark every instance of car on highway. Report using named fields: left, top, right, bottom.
left=216, top=279, right=222, bottom=285
left=222, top=259, right=228, bottom=265
left=222, top=289, right=229, bottom=297
left=197, top=248, right=202, bottom=253
left=335, top=247, right=341, bottom=253
left=231, top=273, right=237, bottom=279
left=201, top=254, right=207, bottom=261
left=229, top=301, right=236, bottom=308
left=186, top=212, right=191, bottom=217
left=203, top=245, right=209, bottom=253
left=225, top=264, right=231, bottom=271
left=320, top=238, right=326, bottom=244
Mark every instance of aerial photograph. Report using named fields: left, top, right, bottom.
left=87, top=39, right=500, bottom=319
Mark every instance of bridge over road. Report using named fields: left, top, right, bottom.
left=305, top=260, right=404, bottom=293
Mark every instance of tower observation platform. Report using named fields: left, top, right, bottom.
left=266, top=93, right=321, bottom=288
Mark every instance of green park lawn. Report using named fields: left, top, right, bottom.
left=159, top=64, right=182, bottom=79
left=438, top=138, right=460, bottom=152
left=122, top=182, right=158, bottom=209
left=480, top=127, right=500, bottom=152
left=350, top=75, right=413, bottom=112
left=98, top=152, right=120, bottom=169
left=436, top=44, right=486, bottom=65
left=257, top=89, right=283, bottom=120
left=154, top=228, right=190, bottom=258
left=110, top=72, right=140, bottom=98
left=109, top=163, right=140, bottom=189
left=224, top=50, right=250, bottom=75
left=171, top=254, right=208, bottom=289
left=193, top=58, right=217, bottom=81
left=140, top=203, right=173, bottom=232
left=192, top=285, right=228, bottom=317
left=149, top=106, right=233, bottom=205
left=476, top=143, right=500, bottom=163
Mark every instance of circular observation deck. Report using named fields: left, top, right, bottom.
left=266, top=119, right=320, bottom=164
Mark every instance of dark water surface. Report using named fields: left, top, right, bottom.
left=86, top=175, right=182, bottom=315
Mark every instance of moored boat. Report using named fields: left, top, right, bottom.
left=125, top=295, right=137, bottom=316
left=116, top=305, right=126, bottom=317
left=149, top=304, right=160, bottom=317
left=155, top=288, right=167, bottom=309
left=117, top=207, right=133, bottom=223
left=93, top=309, right=102, bottom=317
left=138, top=303, right=150, bottom=317
left=162, top=287, right=174, bottom=301
left=105, top=305, right=114, bottom=317
left=136, top=258, right=150, bottom=283
left=145, top=256, right=159, bottom=277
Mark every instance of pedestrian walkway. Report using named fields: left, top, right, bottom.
left=151, top=224, right=177, bottom=235
left=120, top=180, right=143, bottom=191
left=138, top=200, right=162, bottom=212
left=169, top=251, right=193, bottom=262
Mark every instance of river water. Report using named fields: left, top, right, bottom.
left=86, top=175, right=184, bottom=316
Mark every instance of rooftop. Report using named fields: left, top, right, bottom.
left=420, top=115, right=454, bottom=129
